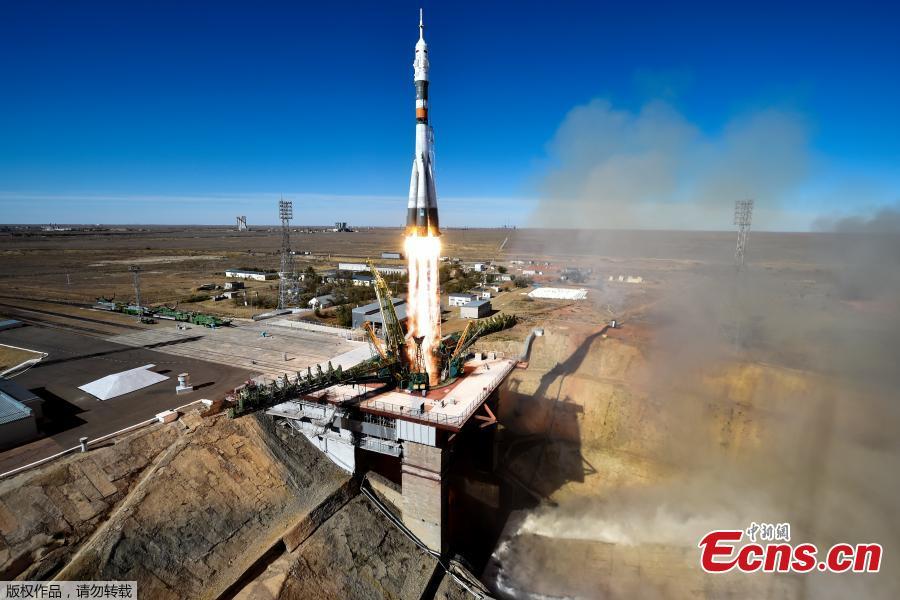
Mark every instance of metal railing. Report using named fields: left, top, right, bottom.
left=0, top=399, right=205, bottom=480
left=270, top=318, right=367, bottom=341
left=362, top=359, right=516, bottom=427
left=358, top=436, right=402, bottom=456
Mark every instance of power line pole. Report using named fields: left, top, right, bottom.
left=734, top=199, right=754, bottom=269
left=278, top=199, right=296, bottom=309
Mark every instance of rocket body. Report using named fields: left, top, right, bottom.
left=406, top=11, right=440, bottom=236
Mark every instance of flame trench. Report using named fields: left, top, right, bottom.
left=405, top=233, right=442, bottom=385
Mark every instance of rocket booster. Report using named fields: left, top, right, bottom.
left=406, top=9, right=440, bottom=236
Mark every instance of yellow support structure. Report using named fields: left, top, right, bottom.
left=451, top=321, right=474, bottom=360
left=363, top=321, right=387, bottom=359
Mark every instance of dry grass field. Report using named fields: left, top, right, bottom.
left=0, top=226, right=510, bottom=320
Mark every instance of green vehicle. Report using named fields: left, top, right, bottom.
left=189, top=313, right=231, bottom=328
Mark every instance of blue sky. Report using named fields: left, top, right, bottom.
left=0, top=0, right=898, bottom=229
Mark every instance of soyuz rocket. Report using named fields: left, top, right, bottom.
left=406, top=9, right=440, bottom=237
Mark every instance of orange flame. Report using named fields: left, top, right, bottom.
left=404, top=232, right=442, bottom=385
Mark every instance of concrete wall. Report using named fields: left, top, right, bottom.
left=402, top=441, right=447, bottom=553
left=367, top=472, right=403, bottom=511
left=397, top=420, right=436, bottom=446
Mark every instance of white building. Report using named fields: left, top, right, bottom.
left=338, top=263, right=408, bottom=277
left=338, top=262, right=368, bottom=272
left=461, top=300, right=492, bottom=319
left=308, top=294, right=336, bottom=309
left=607, top=275, right=644, bottom=284
left=225, top=269, right=276, bottom=281
left=448, top=293, right=478, bottom=307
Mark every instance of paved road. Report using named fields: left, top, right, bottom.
left=0, top=324, right=255, bottom=472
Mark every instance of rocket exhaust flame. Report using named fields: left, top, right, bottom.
left=403, top=10, right=442, bottom=386
left=405, top=233, right=442, bottom=385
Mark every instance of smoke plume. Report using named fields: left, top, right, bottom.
left=492, top=99, right=900, bottom=599
left=531, top=99, right=810, bottom=230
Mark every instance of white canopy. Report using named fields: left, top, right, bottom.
left=79, top=364, right=169, bottom=401
left=528, top=287, right=588, bottom=300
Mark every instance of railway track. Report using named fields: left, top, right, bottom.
left=0, top=302, right=140, bottom=337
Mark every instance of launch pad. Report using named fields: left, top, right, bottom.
left=265, top=352, right=515, bottom=553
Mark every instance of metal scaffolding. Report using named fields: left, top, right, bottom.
left=278, top=199, right=298, bottom=309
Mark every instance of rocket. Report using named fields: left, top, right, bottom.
left=406, top=9, right=440, bottom=237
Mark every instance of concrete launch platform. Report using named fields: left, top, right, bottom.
left=305, top=355, right=515, bottom=431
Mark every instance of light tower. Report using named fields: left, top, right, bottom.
left=129, top=265, right=142, bottom=317
left=278, top=199, right=296, bottom=309
left=734, top=199, right=754, bottom=269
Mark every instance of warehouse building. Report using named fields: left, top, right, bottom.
left=460, top=299, right=492, bottom=319
left=0, top=378, right=44, bottom=449
left=351, top=298, right=408, bottom=331
left=338, top=263, right=408, bottom=277
left=224, top=269, right=277, bottom=281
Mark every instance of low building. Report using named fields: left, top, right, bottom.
left=381, top=251, right=403, bottom=260
left=339, top=262, right=368, bottom=272
left=223, top=281, right=245, bottom=290
left=351, top=299, right=408, bottom=331
left=318, top=269, right=341, bottom=283
left=308, top=294, right=336, bottom=309
left=0, top=378, right=44, bottom=449
left=352, top=274, right=374, bottom=287
left=460, top=299, right=492, bottom=319
left=607, top=274, right=644, bottom=284
left=448, top=293, right=478, bottom=307
left=225, top=269, right=276, bottom=281
left=376, top=265, right=407, bottom=277
left=338, top=263, right=408, bottom=277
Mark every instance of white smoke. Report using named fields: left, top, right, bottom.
left=532, top=99, right=811, bottom=230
